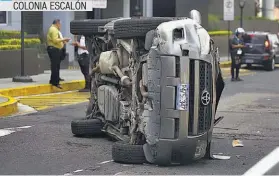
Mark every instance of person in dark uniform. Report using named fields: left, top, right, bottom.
left=46, top=19, right=70, bottom=89
left=72, top=35, right=90, bottom=92
left=58, top=31, right=67, bottom=82
left=230, top=28, right=246, bottom=81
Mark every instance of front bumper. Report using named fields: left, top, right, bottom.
left=143, top=48, right=218, bottom=165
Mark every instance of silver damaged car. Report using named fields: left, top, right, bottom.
left=70, top=10, right=225, bottom=166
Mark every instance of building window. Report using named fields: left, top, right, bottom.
left=0, top=11, right=7, bottom=24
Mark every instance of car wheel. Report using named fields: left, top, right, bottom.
left=264, top=57, right=275, bottom=71
left=272, top=57, right=275, bottom=70
left=71, top=118, right=103, bottom=137
left=112, top=141, right=147, bottom=164
left=113, top=17, right=173, bottom=39
left=70, top=18, right=118, bottom=36
left=247, top=63, right=252, bottom=68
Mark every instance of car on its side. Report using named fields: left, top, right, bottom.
left=241, top=31, right=279, bottom=71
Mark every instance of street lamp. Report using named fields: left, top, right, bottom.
left=239, top=0, right=246, bottom=28
left=12, top=11, right=33, bottom=83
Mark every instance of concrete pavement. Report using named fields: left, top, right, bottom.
left=0, top=65, right=278, bottom=174
left=0, top=97, right=7, bottom=103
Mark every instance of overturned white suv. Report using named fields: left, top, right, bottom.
left=70, top=12, right=225, bottom=166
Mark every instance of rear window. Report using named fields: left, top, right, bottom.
left=243, top=34, right=267, bottom=44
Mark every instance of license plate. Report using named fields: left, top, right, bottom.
left=176, top=84, right=189, bottom=111
left=237, top=49, right=242, bottom=55
left=246, top=59, right=254, bottom=63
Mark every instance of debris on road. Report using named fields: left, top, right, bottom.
left=232, top=139, right=244, bottom=147
left=98, top=160, right=113, bottom=165
left=213, top=154, right=231, bottom=160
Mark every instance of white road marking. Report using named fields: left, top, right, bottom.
left=243, top=147, right=279, bottom=176
left=0, top=126, right=32, bottom=137
left=17, top=126, right=32, bottom=129
left=98, top=160, right=113, bottom=164
left=73, top=169, right=83, bottom=173
left=114, top=172, right=123, bottom=175
left=0, top=129, right=16, bottom=137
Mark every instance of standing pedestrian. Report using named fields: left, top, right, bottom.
left=230, top=27, right=246, bottom=81
left=46, top=19, right=70, bottom=89
left=71, top=35, right=90, bottom=92
left=58, top=31, right=66, bottom=82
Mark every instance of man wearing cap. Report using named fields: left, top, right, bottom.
left=230, top=27, right=246, bottom=81
left=46, top=19, right=70, bottom=89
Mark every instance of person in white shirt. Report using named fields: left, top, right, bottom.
left=72, top=35, right=90, bottom=92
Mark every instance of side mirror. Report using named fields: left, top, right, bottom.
left=190, top=9, right=202, bottom=25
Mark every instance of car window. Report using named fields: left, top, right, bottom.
left=243, top=34, right=267, bottom=44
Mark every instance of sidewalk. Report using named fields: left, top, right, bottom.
left=0, top=69, right=85, bottom=117
left=0, top=70, right=84, bottom=89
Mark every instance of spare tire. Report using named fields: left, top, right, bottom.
left=70, top=18, right=117, bottom=36
left=112, top=141, right=147, bottom=164
left=113, top=17, right=173, bottom=39
left=71, top=118, right=103, bottom=137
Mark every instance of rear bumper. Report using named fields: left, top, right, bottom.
left=143, top=48, right=218, bottom=165
left=241, top=54, right=271, bottom=65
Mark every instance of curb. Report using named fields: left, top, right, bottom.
left=0, top=80, right=85, bottom=117
left=0, top=95, right=18, bottom=117
left=220, top=61, right=231, bottom=68
left=68, top=66, right=80, bottom=70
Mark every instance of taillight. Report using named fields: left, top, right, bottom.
left=265, top=40, right=270, bottom=48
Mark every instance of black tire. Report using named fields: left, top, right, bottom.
left=112, top=142, right=146, bottom=164
left=71, top=118, right=103, bottom=136
left=264, top=57, right=275, bottom=71
left=70, top=18, right=117, bottom=36
left=247, top=63, right=252, bottom=68
left=113, top=17, right=173, bottom=39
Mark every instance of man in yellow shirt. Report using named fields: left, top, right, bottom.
left=46, top=19, right=70, bottom=89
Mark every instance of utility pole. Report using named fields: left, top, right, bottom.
left=262, top=0, right=275, bottom=20
left=12, top=11, right=33, bottom=83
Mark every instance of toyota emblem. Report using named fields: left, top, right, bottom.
left=201, top=90, right=211, bottom=106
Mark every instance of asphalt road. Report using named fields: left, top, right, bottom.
left=1, top=65, right=279, bottom=175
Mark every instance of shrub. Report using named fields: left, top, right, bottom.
left=0, top=38, right=41, bottom=48
left=208, top=14, right=221, bottom=31
left=0, top=30, right=27, bottom=38
left=0, top=45, right=21, bottom=50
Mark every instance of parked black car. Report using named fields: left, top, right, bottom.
left=241, top=31, right=279, bottom=71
